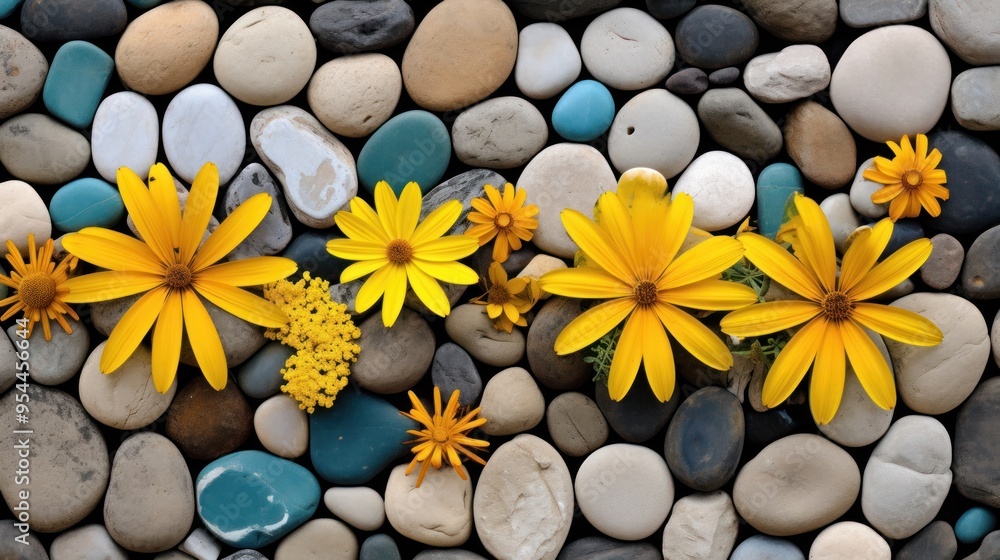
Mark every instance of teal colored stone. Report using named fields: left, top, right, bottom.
left=126, top=0, right=163, bottom=7
left=0, top=0, right=23, bottom=18
left=42, top=41, right=114, bottom=129
left=361, top=534, right=402, bottom=560
left=357, top=110, right=450, bottom=195
left=551, top=80, right=615, bottom=142
left=49, top=178, right=124, bottom=232
left=196, top=450, right=319, bottom=548
left=310, top=389, right=416, bottom=484
left=756, top=163, right=804, bottom=238
left=282, top=231, right=349, bottom=282
left=236, top=342, right=295, bottom=400
left=956, top=507, right=997, bottom=544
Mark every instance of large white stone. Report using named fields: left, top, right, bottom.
left=385, top=464, right=473, bottom=547
left=162, top=83, right=245, bottom=185
left=608, top=89, right=699, bottom=179
left=324, top=486, right=385, bottom=532
left=809, top=522, right=890, bottom=559
left=743, top=45, right=830, bottom=104
left=580, top=8, right=674, bottom=90
left=92, top=92, right=159, bottom=184
left=0, top=180, right=51, bottom=255
left=515, top=23, right=581, bottom=100
left=674, top=151, right=755, bottom=231
left=79, top=342, right=176, bottom=431
left=254, top=394, right=309, bottom=459
left=452, top=97, right=548, bottom=169
left=308, top=54, right=401, bottom=139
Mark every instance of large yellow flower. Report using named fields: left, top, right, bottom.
left=539, top=169, right=758, bottom=402
left=720, top=194, right=943, bottom=424
left=466, top=183, right=538, bottom=263
left=62, top=163, right=297, bottom=393
left=0, top=234, right=78, bottom=341
left=327, top=181, right=479, bottom=327
left=400, top=386, right=489, bottom=488
left=863, top=133, right=948, bottom=221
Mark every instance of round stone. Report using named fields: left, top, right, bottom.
left=785, top=101, right=857, bottom=189
left=743, top=44, right=831, bottom=103
left=6, top=318, right=86, bottom=386
left=352, top=308, right=433, bottom=394
left=308, top=54, right=402, bottom=139
left=91, top=92, right=158, bottom=184
left=162, top=84, right=245, bottom=186
left=551, top=80, right=615, bottom=142
left=546, top=392, right=608, bottom=457
left=921, top=130, right=1000, bottom=235
left=818, top=331, right=893, bottom=447
left=213, top=7, right=316, bottom=106
left=79, top=342, right=176, bottom=430
left=956, top=508, right=998, bottom=544
left=356, top=110, right=451, bottom=194
left=0, top=26, right=47, bottom=119
left=841, top=0, right=928, bottom=27
left=951, top=67, right=1000, bottom=131
left=850, top=157, right=890, bottom=219
left=580, top=8, right=674, bottom=90
left=576, top=444, right=673, bottom=541
left=741, top=0, right=837, bottom=42
left=21, top=0, right=126, bottom=42
left=480, top=367, right=545, bottom=436
left=661, top=491, right=738, bottom=559
left=608, top=88, right=699, bottom=179
left=275, top=518, right=358, bottom=560
left=454, top=97, right=547, bottom=169
left=597, top=380, right=680, bottom=443
left=675, top=5, right=758, bottom=70
left=665, top=67, right=708, bottom=95
left=115, top=0, right=218, bottom=95
left=674, top=151, right=755, bottom=231
left=731, top=535, right=805, bottom=560
left=0, top=180, right=50, bottom=254
left=897, top=521, right=958, bottom=560
left=50, top=525, right=127, bottom=560
left=515, top=23, right=581, bottom=100
left=309, top=0, right=414, bottom=53
left=0, top=520, right=46, bottom=560
left=166, top=377, right=253, bottom=461
left=830, top=25, right=952, bottom=142
left=385, top=464, right=473, bottom=547
left=954, top=377, right=1000, bottom=508
left=664, top=387, right=744, bottom=491
left=0, top=113, right=89, bottom=185
left=50, top=178, right=124, bottom=232
left=930, top=0, right=1000, bottom=65
left=254, top=395, right=309, bottom=459
left=237, top=342, right=294, bottom=399
left=962, top=225, right=1000, bottom=299
left=430, top=342, right=482, bottom=406
left=808, top=522, right=890, bottom=560
left=324, top=486, right=386, bottom=532
left=402, top=0, right=517, bottom=111
left=697, top=88, right=783, bottom=163
left=527, top=297, right=591, bottom=390
left=223, top=163, right=294, bottom=260
left=445, top=303, right=526, bottom=367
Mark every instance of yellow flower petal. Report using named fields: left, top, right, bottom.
left=916, top=187, right=943, bottom=217
left=643, top=193, right=693, bottom=280
left=761, top=317, right=826, bottom=408
left=642, top=316, right=676, bottom=402
left=61, top=271, right=164, bottom=303
left=851, top=303, right=943, bottom=346
left=847, top=238, right=932, bottom=301
left=553, top=297, right=635, bottom=355
left=412, top=259, right=479, bottom=284
left=341, top=258, right=389, bottom=283
left=326, top=238, right=390, bottom=261
left=561, top=208, right=636, bottom=284
left=349, top=197, right=391, bottom=242
left=792, top=194, right=837, bottom=293
left=151, top=291, right=182, bottom=394
left=412, top=235, right=478, bottom=262
left=596, top=192, right=639, bottom=273
left=738, top=232, right=823, bottom=301
left=405, top=262, right=450, bottom=317
left=181, top=289, right=228, bottom=390
left=840, top=319, right=895, bottom=410
left=117, top=166, right=174, bottom=264
left=355, top=264, right=393, bottom=313
left=409, top=199, right=462, bottom=247
left=100, top=286, right=169, bottom=374
left=720, top=300, right=821, bottom=337
left=658, top=236, right=745, bottom=290
left=195, top=257, right=298, bottom=287
left=653, top=302, right=732, bottom=371
left=381, top=264, right=408, bottom=327
left=62, top=229, right=165, bottom=274
left=607, top=309, right=645, bottom=401
left=374, top=181, right=400, bottom=238
left=194, top=279, right=288, bottom=328
left=839, top=219, right=892, bottom=294
left=147, top=163, right=183, bottom=249
left=192, top=192, right=272, bottom=271
left=863, top=168, right=901, bottom=185
left=179, top=163, right=219, bottom=266
left=396, top=182, right=422, bottom=239
left=337, top=210, right=390, bottom=244
left=809, top=323, right=845, bottom=425
left=660, top=279, right=759, bottom=311
left=538, top=267, right=633, bottom=300
left=871, top=183, right=904, bottom=204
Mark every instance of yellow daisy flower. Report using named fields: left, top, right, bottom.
left=62, top=163, right=297, bottom=393
left=863, top=133, right=949, bottom=222
left=471, top=261, right=541, bottom=333
left=0, top=234, right=78, bottom=341
left=539, top=170, right=758, bottom=403
left=400, top=386, right=489, bottom=488
left=720, top=194, right=943, bottom=425
left=466, top=183, right=539, bottom=263
left=327, top=181, right=479, bottom=327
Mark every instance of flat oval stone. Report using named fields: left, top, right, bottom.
left=661, top=492, right=738, bottom=558
left=325, top=486, right=386, bottom=532
left=921, top=233, right=964, bottom=290
left=0, top=180, right=50, bottom=254
left=733, top=434, right=860, bottom=536
left=309, top=389, right=416, bottom=484
left=676, top=5, right=758, bottom=69
left=962, top=225, right=1000, bottom=298
left=0, top=386, right=109, bottom=532
left=223, top=163, right=293, bottom=260
left=576, top=444, right=673, bottom=541
left=79, top=341, right=175, bottom=430
left=213, top=7, right=316, bottom=106
left=551, top=79, right=615, bottom=142
left=7, top=319, right=87, bottom=385
left=741, top=0, right=837, bottom=42
left=785, top=100, right=857, bottom=189
left=665, top=387, right=744, bottom=491
left=558, top=537, right=661, bottom=560
left=817, top=331, right=894, bottom=447
left=830, top=25, right=951, bottom=142
left=480, top=367, right=545, bottom=436
left=921, top=130, right=1000, bottom=234
left=743, top=44, right=831, bottom=104
left=0, top=25, right=47, bottom=119
left=515, top=23, right=581, bottom=100
left=115, top=0, right=218, bottom=95
left=254, top=395, right=309, bottom=459
left=709, top=67, right=740, bottom=85
left=445, top=303, right=526, bottom=367
left=731, top=535, right=804, bottom=560
left=453, top=96, right=547, bottom=169
left=674, top=150, right=755, bottom=231
left=196, top=450, right=320, bottom=548
left=42, top=40, right=113, bottom=129
left=527, top=297, right=591, bottom=390
left=956, top=507, right=997, bottom=544
left=596, top=379, right=679, bottom=443
left=665, top=67, right=708, bottom=95
left=547, top=392, right=608, bottom=457
left=353, top=308, right=434, bottom=394
left=952, top=67, right=1000, bottom=131
left=309, top=0, right=414, bottom=53
left=166, top=377, right=253, bottom=461
left=357, top=110, right=451, bottom=194
left=0, top=520, right=47, bottom=560
left=275, top=518, right=358, bottom=560
left=841, top=0, right=927, bottom=28
left=896, top=521, right=957, bottom=560
left=580, top=8, right=674, bottom=89
left=91, top=92, right=158, bottom=184
left=237, top=342, right=294, bottom=399
left=809, top=522, right=890, bottom=559
left=21, top=0, right=126, bottom=42
left=308, top=54, right=402, bottom=139
left=930, top=0, right=1000, bottom=65
left=105, top=433, right=194, bottom=553
left=251, top=105, right=358, bottom=228
left=402, top=0, right=516, bottom=111
left=431, top=342, right=482, bottom=406
left=697, top=88, right=782, bottom=163
left=360, top=534, right=401, bottom=560
left=49, top=177, right=123, bottom=232
left=413, top=551, right=487, bottom=560
left=162, top=83, right=245, bottom=186
left=756, top=163, right=804, bottom=238
left=954, top=377, right=1000, bottom=507
left=474, top=435, right=574, bottom=560
left=51, top=525, right=127, bottom=559
left=385, top=464, right=473, bottom=547
left=0, top=113, right=89, bottom=185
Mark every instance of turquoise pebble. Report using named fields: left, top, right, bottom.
left=956, top=507, right=997, bottom=544
left=49, top=178, right=124, bottom=232
left=282, top=231, right=349, bottom=283
left=357, top=110, right=450, bottom=195
left=0, top=0, right=22, bottom=19
left=236, top=342, right=295, bottom=400
left=126, top=0, right=163, bottom=7
left=551, top=80, right=615, bottom=142
left=42, top=41, right=114, bottom=129
left=310, top=389, right=416, bottom=484
left=756, top=163, right=804, bottom=238
left=196, top=450, right=319, bottom=548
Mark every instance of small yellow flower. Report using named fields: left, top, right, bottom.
left=466, top=183, right=539, bottom=263
left=720, top=194, right=944, bottom=425
left=0, top=234, right=78, bottom=341
left=400, top=386, right=489, bottom=488
left=265, top=272, right=361, bottom=413
left=327, top=181, right=480, bottom=328
left=863, top=133, right=949, bottom=221
left=471, top=261, right=541, bottom=333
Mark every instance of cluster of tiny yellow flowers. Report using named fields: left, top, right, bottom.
left=264, top=272, right=361, bottom=413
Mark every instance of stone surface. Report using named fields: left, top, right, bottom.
left=596, top=380, right=679, bottom=443
left=675, top=5, right=758, bottom=69
left=733, top=434, right=860, bottom=536
left=480, top=367, right=545, bottom=436
left=576, top=444, right=673, bottom=541
left=506, top=0, right=621, bottom=20
left=952, top=67, right=1000, bottom=131
left=922, top=130, right=1000, bottom=235
left=896, top=521, right=958, bottom=560
left=308, top=54, right=402, bottom=139
left=956, top=507, right=997, bottom=544
left=930, top=0, right=1000, bottom=65
left=743, top=45, right=830, bottom=103
left=431, top=342, right=482, bottom=406
left=50, top=177, right=123, bottom=232
left=213, top=7, right=316, bottom=106
left=325, top=486, right=386, bottom=532
left=665, top=387, right=744, bottom=492
left=730, top=535, right=804, bottom=560
left=850, top=159, right=889, bottom=218
left=357, top=110, right=450, bottom=193
left=79, top=342, right=175, bottom=430
left=309, top=0, right=414, bottom=53
left=965, top=530, right=1000, bottom=560
left=741, top=0, right=837, bottom=42
left=0, top=332, right=14, bottom=394
left=91, top=92, right=158, bottom=184
left=385, top=464, right=473, bottom=547
left=808, top=522, right=890, bottom=560
left=661, top=491, right=738, bottom=560
left=551, top=80, right=615, bottom=142
left=558, top=537, right=661, bottom=560
left=580, top=8, right=674, bottom=89
left=963, top=225, right=1000, bottom=299
left=527, top=297, right=592, bottom=390
left=0, top=520, right=47, bottom=559
left=646, top=0, right=694, bottom=19
left=445, top=303, right=526, bottom=367
left=757, top=163, right=804, bottom=239
left=474, top=435, right=574, bottom=560
left=166, top=377, right=253, bottom=461
left=453, top=96, right=547, bottom=168
left=674, top=150, right=755, bottom=231
left=223, top=163, right=293, bottom=260
left=353, top=309, right=433, bottom=394
left=830, top=25, right=952, bottom=142
left=283, top=231, right=349, bottom=282
left=841, top=0, right=927, bottom=27
left=954, top=377, right=1000, bottom=507
left=274, top=518, right=358, bottom=560
left=515, top=23, right=581, bottom=100
left=609, top=88, right=698, bottom=179
left=819, top=193, right=861, bottom=253
left=6, top=319, right=85, bottom=385
left=105, top=433, right=194, bottom=553
left=162, top=84, right=245, bottom=186
left=237, top=342, right=293, bottom=399
left=785, top=101, right=857, bottom=189
left=546, top=392, right=608, bottom=457
left=0, top=114, right=89, bottom=185
left=360, top=533, right=401, bottom=560
left=179, top=528, right=222, bottom=560
left=817, top=331, right=894, bottom=447
left=50, top=525, right=127, bottom=560
left=886, top=293, right=988, bottom=415
left=251, top=105, right=358, bottom=228
left=708, top=67, right=739, bottom=85
left=0, top=386, right=108, bottom=532
left=697, top=88, right=782, bottom=163
left=665, top=67, right=708, bottom=96
left=20, top=0, right=124, bottom=41
left=0, top=25, right=47, bottom=119
left=42, top=40, right=113, bottom=129
left=402, top=0, right=517, bottom=111
left=921, top=233, right=964, bottom=290
left=254, top=394, right=309, bottom=459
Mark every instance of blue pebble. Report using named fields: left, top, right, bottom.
left=756, top=163, right=804, bottom=239
left=196, top=450, right=319, bottom=548
left=310, top=389, right=417, bottom=484
left=236, top=342, right=295, bottom=400
left=551, top=80, right=615, bottom=142
left=731, top=535, right=804, bottom=560
left=42, top=41, right=114, bottom=129
left=357, top=110, right=450, bottom=195
left=0, top=0, right=22, bottom=19
left=956, top=507, right=997, bottom=544
left=49, top=178, right=124, bottom=232
left=880, top=219, right=925, bottom=255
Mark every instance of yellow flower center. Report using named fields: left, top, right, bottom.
left=386, top=239, right=414, bottom=264
left=633, top=281, right=658, bottom=306
left=432, top=426, right=450, bottom=443
left=164, top=264, right=193, bottom=289
left=903, top=170, right=923, bottom=189
left=18, top=272, right=56, bottom=309
left=487, top=283, right=512, bottom=305
left=821, top=291, right=853, bottom=322
left=494, top=212, right=513, bottom=230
